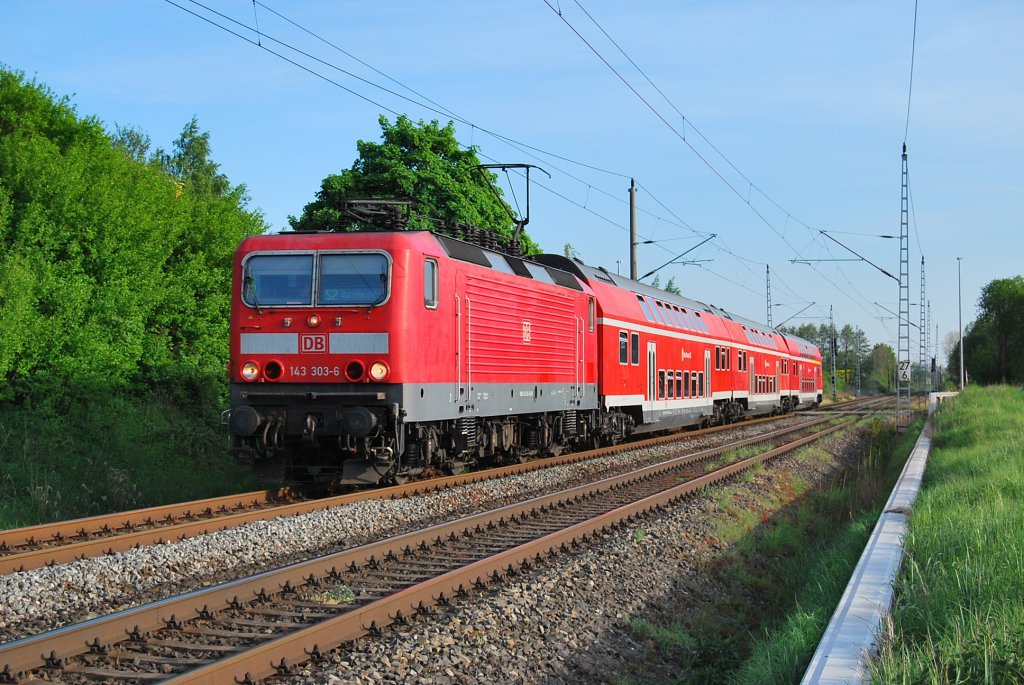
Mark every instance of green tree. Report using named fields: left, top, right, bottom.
left=291, top=115, right=535, bottom=251
left=963, top=276, right=1024, bottom=384
left=870, top=343, right=896, bottom=393
left=0, top=69, right=266, bottom=397
left=153, top=116, right=230, bottom=197
left=664, top=277, right=681, bottom=295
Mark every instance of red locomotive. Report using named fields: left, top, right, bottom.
left=227, top=223, right=821, bottom=484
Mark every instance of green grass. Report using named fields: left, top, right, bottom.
left=614, top=416, right=922, bottom=685
left=870, top=386, right=1024, bottom=684
left=0, top=378, right=261, bottom=528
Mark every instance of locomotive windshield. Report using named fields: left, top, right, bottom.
left=242, top=252, right=390, bottom=308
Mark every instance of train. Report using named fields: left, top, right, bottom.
left=225, top=219, right=822, bottom=485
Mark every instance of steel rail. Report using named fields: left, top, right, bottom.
left=174, top=420, right=856, bottom=685
left=0, top=415, right=858, bottom=681
left=0, top=490, right=289, bottom=551
left=0, top=412, right=806, bottom=574
left=1, top=395, right=887, bottom=574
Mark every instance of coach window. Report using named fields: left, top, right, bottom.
left=619, top=331, right=629, bottom=365
left=636, top=294, right=655, bottom=322
left=698, top=372, right=705, bottom=397
left=652, top=300, right=666, bottom=325
left=658, top=370, right=666, bottom=399
left=424, top=258, right=438, bottom=309
left=667, top=371, right=674, bottom=399
left=675, top=371, right=683, bottom=398
left=630, top=332, right=640, bottom=365
left=684, top=371, right=690, bottom=398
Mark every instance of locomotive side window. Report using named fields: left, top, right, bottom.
left=424, top=258, right=438, bottom=309
left=319, top=253, right=390, bottom=306
left=243, top=254, right=314, bottom=306
left=630, top=332, right=640, bottom=365
left=588, top=298, right=595, bottom=332
left=619, top=331, right=629, bottom=365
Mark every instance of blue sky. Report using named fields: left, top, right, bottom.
left=3, top=1, right=1021, bottom=363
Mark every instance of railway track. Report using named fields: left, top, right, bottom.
left=1, top=403, right=887, bottom=575
left=0, top=413, right=865, bottom=683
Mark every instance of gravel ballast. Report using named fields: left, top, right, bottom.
left=0, top=416, right=867, bottom=684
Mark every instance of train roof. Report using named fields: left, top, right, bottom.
left=532, top=253, right=821, bottom=356
left=531, top=254, right=715, bottom=313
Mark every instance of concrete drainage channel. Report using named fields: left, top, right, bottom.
left=800, top=392, right=958, bottom=685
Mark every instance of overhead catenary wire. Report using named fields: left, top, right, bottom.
left=904, top=0, right=919, bottom=143
left=167, top=0, right=693, bottom=245
left=543, top=0, right=887, bottom=319
left=171, top=0, right=819, bottom=298
left=167, top=0, right=869, bottom=325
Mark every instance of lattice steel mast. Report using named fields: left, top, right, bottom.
left=919, top=256, right=927, bottom=392
left=897, top=144, right=912, bottom=427
left=829, top=305, right=837, bottom=401
left=766, top=265, right=773, bottom=327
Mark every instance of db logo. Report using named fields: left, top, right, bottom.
left=300, top=334, right=328, bottom=353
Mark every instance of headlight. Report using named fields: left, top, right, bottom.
left=241, top=361, right=260, bottom=381
left=368, top=361, right=390, bottom=381
left=307, top=314, right=321, bottom=328
left=345, top=360, right=366, bottom=382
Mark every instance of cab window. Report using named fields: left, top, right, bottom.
left=243, top=254, right=313, bottom=306
left=319, top=253, right=389, bottom=306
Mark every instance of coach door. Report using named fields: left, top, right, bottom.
left=749, top=354, right=756, bottom=397
left=647, top=341, right=657, bottom=404
left=704, top=349, right=712, bottom=413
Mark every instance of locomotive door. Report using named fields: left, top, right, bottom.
left=574, top=314, right=584, bottom=403
left=453, top=271, right=471, bottom=405
left=776, top=361, right=781, bottom=398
